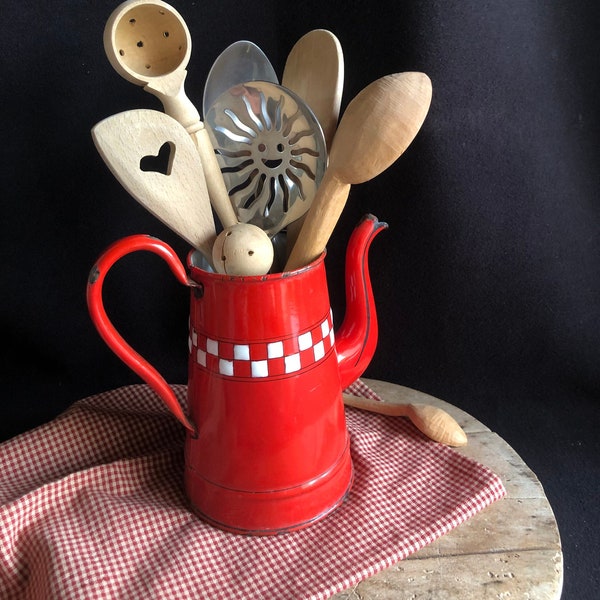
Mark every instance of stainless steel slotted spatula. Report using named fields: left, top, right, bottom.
left=204, top=81, right=327, bottom=238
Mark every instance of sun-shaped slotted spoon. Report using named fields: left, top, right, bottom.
left=205, top=81, right=327, bottom=237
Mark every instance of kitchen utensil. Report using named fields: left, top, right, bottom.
left=92, top=109, right=216, bottom=259
left=270, top=230, right=288, bottom=272
left=212, top=223, right=274, bottom=275
left=203, top=40, right=278, bottom=116
left=204, top=81, right=327, bottom=237
left=103, top=0, right=238, bottom=230
left=285, top=72, right=432, bottom=271
left=202, top=40, right=282, bottom=270
left=281, top=29, right=344, bottom=258
left=282, top=29, right=343, bottom=150
left=342, top=393, right=467, bottom=447
left=87, top=215, right=385, bottom=533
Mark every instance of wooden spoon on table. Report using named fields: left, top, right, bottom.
left=103, top=0, right=238, bottom=230
left=343, top=393, right=468, bottom=447
left=285, top=72, right=432, bottom=272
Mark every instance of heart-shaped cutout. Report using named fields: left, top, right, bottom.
left=92, top=109, right=216, bottom=258
left=140, top=141, right=174, bottom=175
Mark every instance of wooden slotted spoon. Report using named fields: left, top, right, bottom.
left=103, top=0, right=237, bottom=230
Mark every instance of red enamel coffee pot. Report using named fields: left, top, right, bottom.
left=87, top=214, right=386, bottom=534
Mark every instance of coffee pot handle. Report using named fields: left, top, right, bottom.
left=86, top=234, right=197, bottom=434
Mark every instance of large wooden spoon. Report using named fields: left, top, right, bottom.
left=103, top=0, right=237, bottom=230
left=342, top=393, right=467, bottom=447
left=285, top=72, right=432, bottom=271
left=282, top=29, right=344, bottom=150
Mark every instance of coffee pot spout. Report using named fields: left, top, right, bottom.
left=335, top=215, right=388, bottom=389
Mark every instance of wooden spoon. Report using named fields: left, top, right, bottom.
left=285, top=72, right=432, bottom=271
left=92, top=109, right=216, bottom=260
left=103, top=0, right=238, bottom=230
left=282, top=29, right=344, bottom=150
left=343, top=393, right=468, bottom=447
left=281, top=29, right=344, bottom=258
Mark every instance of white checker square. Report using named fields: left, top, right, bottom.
left=267, top=341, right=284, bottom=358
left=285, top=353, right=301, bottom=373
left=234, top=344, right=250, bottom=360
left=219, top=359, right=234, bottom=376
left=298, top=331, right=313, bottom=351
left=321, top=319, right=330, bottom=339
left=329, top=330, right=335, bottom=345
left=313, top=340, right=325, bottom=361
left=251, top=360, right=269, bottom=378
left=206, top=338, right=219, bottom=356
left=197, top=349, right=207, bottom=367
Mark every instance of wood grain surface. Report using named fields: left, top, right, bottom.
left=332, top=379, right=563, bottom=600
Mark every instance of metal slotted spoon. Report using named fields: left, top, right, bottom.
left=205, top=81, right=327, bottom=238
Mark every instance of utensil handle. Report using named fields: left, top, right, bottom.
left=342, top=393, right=467, bottom=447
left=190, top=127, right=238, bottom=229
left=86, top=235, right=196, bottom=434
left=147, top=75, right=238, bottom=229
left=284, top=174, right=351, bottom=271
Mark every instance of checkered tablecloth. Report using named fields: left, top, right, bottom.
left=0, top=383, right=505, bottom=599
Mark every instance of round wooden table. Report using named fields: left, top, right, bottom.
left=332, top=379, right=563, bottom=600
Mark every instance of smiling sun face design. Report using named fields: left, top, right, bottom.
left=205, top=82, right=326, bottom=236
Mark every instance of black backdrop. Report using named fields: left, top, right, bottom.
left=1, top=1, right=598, bottom=597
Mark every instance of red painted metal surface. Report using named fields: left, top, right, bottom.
left=86, top=216, right=385, bottom=534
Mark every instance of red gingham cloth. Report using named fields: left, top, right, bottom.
left=0, top=383, right=505, bottom=599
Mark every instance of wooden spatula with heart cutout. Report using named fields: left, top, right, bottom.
left=92, top=109, right=216, bottom=260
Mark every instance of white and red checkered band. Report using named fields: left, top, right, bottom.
left=188, top=311, right=335, bottom=379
